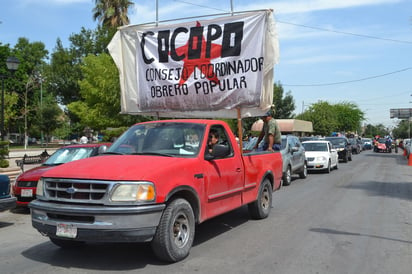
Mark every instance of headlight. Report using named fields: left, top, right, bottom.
left=111, top=183, right=155, bottom=202
left=316, top=156, right=327, bottom=162
left=36, top=178, right=44, bottom=198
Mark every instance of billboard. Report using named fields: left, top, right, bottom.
left=390, top=108, right=412, bottom=119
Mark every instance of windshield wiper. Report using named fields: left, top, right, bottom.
left=102, top=152, right=124, bottom=155
left=131, top=152, right=173, bottom=157
left=43, top=163, right=63, bottom=166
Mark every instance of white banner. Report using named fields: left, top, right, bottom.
left=108, top=10, right=279, bottom=118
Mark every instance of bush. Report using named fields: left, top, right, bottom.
left=0, top=141, right=9, bottom=168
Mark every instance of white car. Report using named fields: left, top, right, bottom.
left=302, top=140, right=338, bottom=173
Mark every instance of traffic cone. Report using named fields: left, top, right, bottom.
left=403, top=149, right=407, bottom=157
left=408, top=154, right=412, bottom=166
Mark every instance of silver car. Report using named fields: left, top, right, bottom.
left=280, top=135, right=307, bottom=186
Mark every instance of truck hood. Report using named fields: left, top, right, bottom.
left=41, top=155, right=199, bottom=181
left=16, top=165, right=56, bottom=181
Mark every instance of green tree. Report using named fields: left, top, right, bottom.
left=67, top=53, right=143, bottom=130
left=363, top=123, right=389, bottom=138
left=38, top=94, right=65, bottom=145
left=272, top=82, right=296, bottom=119
left=334, top=102, right=364, bottom=133
left=5, top=38, right=48, bottom=139
left=296, top=101, right=338, bottom=136
left=390, top=120, right=409, bottom=139
left=1, top=44, right=20, bottom=136
left=93, top=0, right=134, bottom=28
left=47, top=39, right=82, bottom=105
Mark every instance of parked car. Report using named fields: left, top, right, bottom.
left=302, top=140, right=338, bottom=173
left=12, top=143, right=110, bottom=207
left=324, top=137, right=352, bottom=163
left=0, top=175, right=16, bottom=212
left=280, top=135, right=307, bottom=186
left=361, top=138, right=373, bottom=150
left=349, top=138, right=361, bottom=154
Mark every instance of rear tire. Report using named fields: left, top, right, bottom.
left=151, top=198, right=195, bottom=263
left=282, top=166, right=292, bottom=186
left=248, top=179, right=272, bottom=219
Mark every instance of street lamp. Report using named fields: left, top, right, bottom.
left=1, top=56, right=20, bottom=141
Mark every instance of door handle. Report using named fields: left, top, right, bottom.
left=236, top=168, right=242, bottom=172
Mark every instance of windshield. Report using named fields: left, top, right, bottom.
left=107, top=122, right=206, bottom=157
left=302, top=142, right=328, bottom=152
left=325, top=137, right=346, bottom=147
left=44, top=147, right=96, bottom=165
left=281, top=137, right=287, bottom=150
left=378, top=138, right=387, bottom=144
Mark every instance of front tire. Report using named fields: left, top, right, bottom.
left=324, top=160, right=331, bottom=173
left=248, top=179, right=272, bottom=219
left=151, top=198, right=195, bottom=263
left=299, top=163, right=307, bottom=178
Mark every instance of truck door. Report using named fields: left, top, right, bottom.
left=203, top=125, right=244, bottom=219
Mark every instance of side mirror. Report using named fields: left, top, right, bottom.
left=98, top=145, right=108, bottom=154
left=291, top=146, right=299, bottom=153
left=205, top=144, right=230, bottom=160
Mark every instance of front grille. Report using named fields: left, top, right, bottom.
left=307, top=157, right=315, bottom=161
left=43, top=178, right=111, bottom=204
left=17, top=181, right=37, bottom=187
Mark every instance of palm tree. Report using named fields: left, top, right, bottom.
left=93, top=0, right=134, bottom=28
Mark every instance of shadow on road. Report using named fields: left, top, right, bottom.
left=310, top=227, right=412, bottom=244
left=342, top=180, right=412, bottom=201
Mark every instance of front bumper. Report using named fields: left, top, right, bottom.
left=306, top=161, right=327, bottom=170
left=29, top=199, right=165, bottom=242
left=0, top=196, right=17, bottom=212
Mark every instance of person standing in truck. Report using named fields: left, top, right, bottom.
left=254, top=110, right=282, bottom=151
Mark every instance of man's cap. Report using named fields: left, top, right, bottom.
left=262, top=110, right=272, bottom=117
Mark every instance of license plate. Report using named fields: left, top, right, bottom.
left=21, top=189, right=33, bottom=197
left=56, top=223, right=77, bottom=238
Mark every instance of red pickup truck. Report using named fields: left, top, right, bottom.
left=30, top=119, right=282, bottom=262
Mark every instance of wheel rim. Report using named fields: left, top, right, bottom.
left=303, top=164, right=307, bottom=176
left=172, top=213, right=190, bottom=248
left=261, top=185, right=270, bottom=210
left=286, top=168, right=291, bottom=183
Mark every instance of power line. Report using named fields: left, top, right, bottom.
left=277, top=20, right=412, bottom=44
left=173, top=0, right=228, bottom=12
left=283, top=67, right=412, bottom=87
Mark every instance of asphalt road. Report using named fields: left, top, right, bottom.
left=1, top=149, right=411, bottom=274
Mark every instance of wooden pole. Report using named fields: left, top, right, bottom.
left=237, top=108, right=243, bottom=155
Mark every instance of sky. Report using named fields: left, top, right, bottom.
left=1, top=0, right=412, bottom=129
